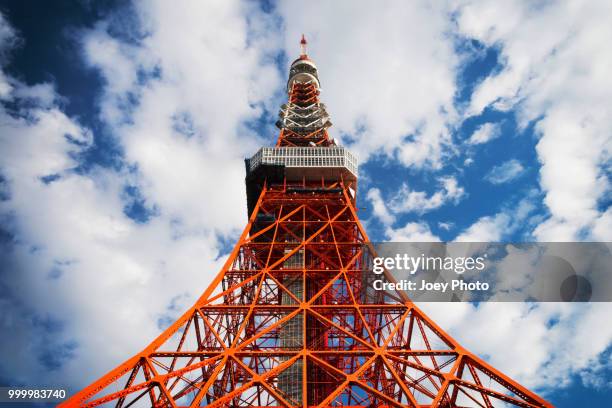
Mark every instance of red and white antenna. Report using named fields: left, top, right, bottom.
left=300, top=34, right=307, bottom=57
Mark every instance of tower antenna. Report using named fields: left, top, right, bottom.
left=300, top=34, right=307, bottom=57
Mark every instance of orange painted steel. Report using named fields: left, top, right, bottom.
left=62, top=41, right=554, bottom=408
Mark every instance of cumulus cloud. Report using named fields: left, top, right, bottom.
left=467, top=122, right=501, bottom=145
left=456, top=194, right=536, bottom=241
left=420, top=302, right=612, bottom=391
left=485, top=159, right=525, bottom=184
left=457, top=213, right=512, bottom=242
left=0, top=2, right=283, bottom=389
left=366, top=188, right=395, bottom=226
left=455, top=0, right=612, bottom=241
left=385, top=221, right=440, bottom=242
left=0, top=12, right=19, bottom=98
left=591, top=208, right=612, bottom=241
left=366, top=177, right=465, bottom=227
left=81, top=1, right=282, bottom=237
left=438, top=221, right=454, bottom=231
left=389, top=176, right=465, bottom=214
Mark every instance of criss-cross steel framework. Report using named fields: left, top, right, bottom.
left=62, top=37, right=553, bottom=408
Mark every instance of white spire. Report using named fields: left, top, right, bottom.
left=300, top=34, right=307, bottom=57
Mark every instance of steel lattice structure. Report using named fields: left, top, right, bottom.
left=62, top=36, right=553, bottom=408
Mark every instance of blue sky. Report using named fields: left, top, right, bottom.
left=0, top=1, right=611, bottom=407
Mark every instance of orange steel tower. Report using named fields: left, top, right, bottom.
left=63, top=37, right=553, bottom=408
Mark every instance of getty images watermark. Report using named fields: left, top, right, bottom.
left=366, top=242, right=611, bottom=302
left=372, top=252, right=490, bottom=292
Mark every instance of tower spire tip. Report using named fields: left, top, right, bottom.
left=300, top=34, right=307, bottom=57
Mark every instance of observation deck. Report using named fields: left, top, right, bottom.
left=244, top=146, right=358, bottom=216
left=246, top=146, right=357, bottom=181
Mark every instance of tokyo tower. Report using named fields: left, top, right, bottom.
left=62, top=36, right=553, bottom=408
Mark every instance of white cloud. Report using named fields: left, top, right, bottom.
left=485, top=159, right=525, bottom=184
left=366, top=188, right=395, bottom=226
left=438, top=221, right=454, bottom=231
left=0, top=2, right=283, bottom=389
left=420, top=302, right=612, bottom=390
left=367, top=177, right=465, bottom=227
left=455, top=0, right=612, bottom=241
left=467, top=122, right=501, bottom=145
left=456, top=194, right=536, bottom=241
left=0, top=12, right=18, bottom=99
left=389, top=176, right=465, bottom=214
left=591, top=208, right=612, bottom=241
left=0, top=77, right=227, bottom=390
left=81, top=1, right=282, bottom=237
left=456, top=213, right=511, bottom=242
left=385, top=221, right=440, bottom=242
